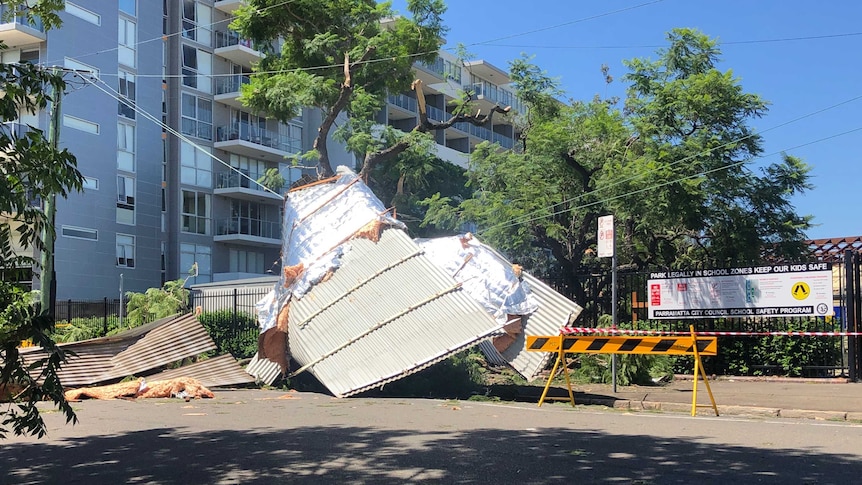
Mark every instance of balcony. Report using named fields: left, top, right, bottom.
left=214, top=0, right=244, bottom=14
left=214, top=30, right=262, bottom=67
left=0, top=6, right=45, bottom=47
left=215, top=122, right=301, bottom=159
left=214, top=170, right=285, bottom=203
left=386, top=93, right=417, bottom=121
left=214, top=216, right=282, bottom=248
left=214, top=74, right=251, bottom=110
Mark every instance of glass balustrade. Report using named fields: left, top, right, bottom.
left=0, top=5, right=44, bottom=31
left=216, top=217, right=281, bottom=240
left=216, top=122, right=301, bottom=153
left=215, top=74, right=251, bottom=95
left=215, top=30, right=256, bottom=50
left=215, top=170, right=286, bottom=194
left=387, top=94, right=417, bottom=112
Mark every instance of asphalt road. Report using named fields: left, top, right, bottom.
left=3, top=389, right=861, bottom=484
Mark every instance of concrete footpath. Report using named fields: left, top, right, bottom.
left=541, top=376, right=862, bottom=421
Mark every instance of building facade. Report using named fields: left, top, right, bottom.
left=1, top=0, right=521, bottom=301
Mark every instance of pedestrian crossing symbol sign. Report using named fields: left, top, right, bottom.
left=792, top=281, right=810, bottom=300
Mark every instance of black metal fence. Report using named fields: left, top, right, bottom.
left=47, top=255, right=861, bottom=378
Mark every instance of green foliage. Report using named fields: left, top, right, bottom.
left=124, top=279, right=189, bottom=328
left=573, top=354, right=673, bottom=386
left=422, top=28, right=812, bottom=309
left=671, top=320, right=841, bottom=377
left=53, top=316, right=120, bottom=343
left=232, top=0, right=447, bottom=176
left=256, top=167, right=286, bottom=194
left=0, top=0, right=82, bottom=439
left=197, top=310, right=259, bottom=359
left=370, top=349, right=487, bottom=398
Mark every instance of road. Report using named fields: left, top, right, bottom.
left=3, top=389, right=861, bottom=484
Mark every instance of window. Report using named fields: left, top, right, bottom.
left=229, top=248, right=264, bottom=274
left=65, top=2, right=101, bottom=25
left=61, top=226, right=98, bottom=241
left=180, top=243, right=211, bottom=284
left=117, top=175, right=135, bottom=225
left=182, top=44, right=212, bottom=93
left=180, top=140, right=212, bottom=188
left=181, top=190, right=210, bottom=235
left=19, top=50, right=39, bottom=64
left=117, top=122, right=135, bottom=171
left=65, top=57, right=99, bottom=79
left=118, top=18, right=136, bottom=68
left=82, top=176, right=99, bottom=190
left=119, top=0, right=136, bottom=16
left=118, top=70, right=136, bottom=119
left=116, top=234, right=135, bottom=268
left=181, top=93, right=212, bottom=140
left=182, top=0, right=212, bottom=46
left=63, top=115, right=99, bottom=134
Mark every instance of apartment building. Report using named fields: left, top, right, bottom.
left=1, top=1, right=520, bottom=301
left=383, top=49, right=524, bottom=169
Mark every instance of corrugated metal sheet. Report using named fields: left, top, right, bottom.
left=245, top=354, right=282, bottom=385
left=481, top=272, right=584, bottom=381
left=20, top=314, right=225, bottom=388
left=148, top=354, right=256, bottom=388
left=289, top=228, right=505, bottom=397
left=103, top=313, right=217, bottom=381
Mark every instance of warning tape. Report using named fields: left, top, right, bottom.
left=561, top=327, right=862, bottom=337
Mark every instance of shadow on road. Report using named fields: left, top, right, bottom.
left=3, top=422, right=860, bottom=483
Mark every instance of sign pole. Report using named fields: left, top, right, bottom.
left=597, top=215, right=617, bottom=392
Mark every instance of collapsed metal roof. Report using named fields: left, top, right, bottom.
left=20, top=314, right=254, bottom=388
left=249, top=167, right=589, bottom=393
left=256, top=168, right=506, bottom=397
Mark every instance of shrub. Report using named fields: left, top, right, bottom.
left=197, top=310, right=259, bottom=359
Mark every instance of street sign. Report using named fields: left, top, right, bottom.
left=597, top=215, right=614, bottom=258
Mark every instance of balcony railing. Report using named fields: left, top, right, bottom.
left=387, top=94, right=417, bottom=112
left=215, top=30, right=258, bottom=50
left=454, top=121, right=492, bottom=142
left=216, top=122, right=301, bottom=154
left=215, top=170, right=286, bottom=194
left=0, top=5, right=44, bottom=31
left=492, top=132, right=514, bottom=149
left=416, top=57, right=462, bottom=83
left=216, top=217, right=281, bottom=240
left=1, top=122, right=32, bottom=138
left=426, top=105, right=446, bottom=122
left=215, top=74, right=251, bottom=95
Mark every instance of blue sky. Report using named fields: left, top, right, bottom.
left=392, top=0, right=861, bottom=240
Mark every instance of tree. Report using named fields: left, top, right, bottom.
left=231, top=0, right=446, bottom=177
left=124, top=279, right=190, bottom=328
left=231, top=0, right=512, bottom=183
left=1, top=0, right=82, bottom=437
left=423, top=30, right=812, bottom=300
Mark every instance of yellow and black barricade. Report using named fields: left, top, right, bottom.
left=526, top=326, right=719, bottom=416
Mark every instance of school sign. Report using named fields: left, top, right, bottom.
left=647, top=263, right=834, bottom=319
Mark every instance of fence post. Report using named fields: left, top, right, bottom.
left=103, top=297, right=108, bottom=335
left=846, top=249, right=858, bottom=381
left=67, top=299, right=72, bottom=323
left=233, top=288, right=239, bottom=348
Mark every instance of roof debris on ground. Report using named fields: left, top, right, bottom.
left=19, top=314, right=255, bottom=392
left=252, top=166, right=583, bottom=394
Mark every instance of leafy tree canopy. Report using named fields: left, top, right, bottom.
left=232, top=0, right=447, bottom=177
left=423, top=28, right=812, bottom=300
left=1, top=0, right=83, bottom=438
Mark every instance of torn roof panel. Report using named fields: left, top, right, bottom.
left=288, top=228, right=503, bottom=397
left=485, top=272, right=584, bottom=381
left=149, top=354, right=255, bottom=388
left=416, top=235, right=583, bottom=382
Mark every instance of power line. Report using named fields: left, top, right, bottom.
left=468, top=0, right=666, bottom=47
left=480, top=125, right=862, bottom=235
left=478, top=31, right=862, bottom=50
left=43, top=0, right=298, bottom=66
left=491, top=92, right=862, bottom=231
left=79, top=72, right=285, bottom=200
